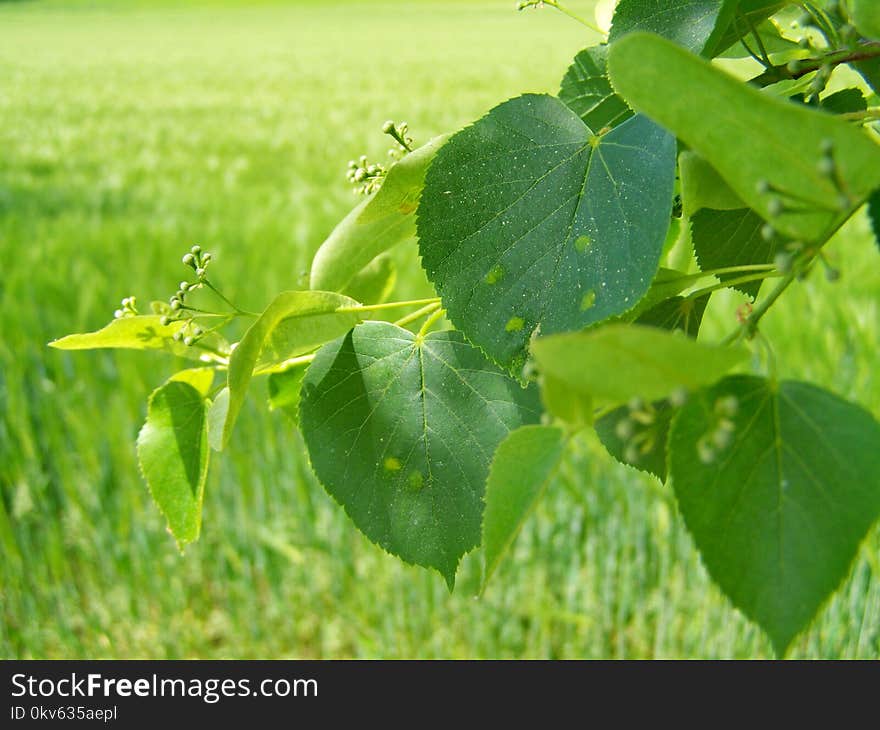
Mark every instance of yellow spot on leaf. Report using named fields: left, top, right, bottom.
left=484, top=265, right=504, bottom=285
left=407, top=471, right=424, bottom=491
left=580, top=290, right=597, bottom=311
left=384, top=457, right=402, bottom=472
left=575, top=235, right=592, bottom=253
left=505, top=316, right=524, bottom=333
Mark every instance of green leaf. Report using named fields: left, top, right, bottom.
left=718, top=16, right=798, bottom=59
left=635, top=293, right=710, bottom=336
left=418, top=94, right=675, bottom=370
left=853, top=55, right=880, bottom=96
left=267, top=361, right=310, bottom=425
left=558, top=45, right=632, bottom=132
left=222, top=290, right=360, bottom=447
left=608, top=32, right=880, bottom=242
left=532, top=323, right=747, bottom=404
left=299, top=321, right=542, bottom=587
left=679, top=150, right=744, bottom=217
left=596, top=398, right=674, bottom=479
left=206, top=387, right=229, bottom=453
left=669, top=375, right=880, bottom=655
left=609, top=0, right=733, bottom=56
left=691, top=207, right=776, bottom=297
left=708, top=1, right=786, bottom=58
left=309, top=135, right=448, bottom=293
left=481, top=425, right=566, bottom=590
left=340, top=253, right=396, bottom=305
left=541, top=374, right=594, bottom=428
left=48, top=315, right=227, bottom=361
left=137, top=379, right=210, bottom=548
left=168, top=367, right=215, bottom=396
left=851, top=0, right=880, bottom=41
left=868, top=187, right=880, bottom=253
left=820, top=88, right=867, bottom=116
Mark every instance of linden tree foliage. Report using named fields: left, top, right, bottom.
left=51, top=0, right=880, bottom=655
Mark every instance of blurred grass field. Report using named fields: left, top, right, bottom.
left=1, top=0, right=879, bottom=659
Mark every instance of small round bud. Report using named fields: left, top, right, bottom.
left=711, top=428, right=733, bottom=450
left=767, top=197, right=783, bottom=218
left=170, top=299, right=181, bottom=311
left=354, top=168, right=366, bottom=183
left=669, top=387, right=688, bottom=408
left=774, top=251, right=793, bottom=273
left=191, top=245, right=201, bottom=255
left=191, top=325, right=203, bottom=336
left=761, top=224, right=775, bottom=242
left=717, top=418, right=736, bottom=433
left=624, top=443, right=641, bottom=464
left=183, top=336, right=195, bottom=347
left=817, top=156, right=834, bottom=177
left=202, top=253, right=212, bottom=263
left=196, top=267, right=206, bottom=278
left=697, top=439, right=716, bottom=465
left=715, top=396, right=739, bottom=417
left=348, top=159, right=357, bottom=169
left=179, top=281, right=190, bottom=291
left=819, top=138, right=834, bottom=155
left=615, top=418, right=634, bottom=440
left=382, top=120, right=395, bottom=134
left=183, top=253, right=196, bottom=267
left=755, top=179, right=770, bottom=195
left=113, top=309, right=123, bottom=319
left=172, top=331, right=183, bottom=341
left=359, top=155, right=367, bottom=166
left=160, top=315, right=171, bottom=326
left=627, top=397, right=644, bottom=413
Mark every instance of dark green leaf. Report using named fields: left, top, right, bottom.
left=853, top=56, right=880, bottom=95
left=609, top=0, right=736, bottom=56
left=137, top=379, right=210, bottom=548
left=558, top=45, right=632, bottom=131
left=482, top=425, right=566, bottom=590
left=635, top=293, right=710, bottom=336
left=868, top=187, right=880, bottom=253
left=596, top=398, right=674, bottom=479
left=669, top=375, right=880, bottom=655
left=310, top=135, right=448, bottom=293
left=609, top=33, right=880, bottom=242
left=820, top=88, right=867, bottom=116
left=691, top=207, right=776, bottom=297
left=418, top=94, right=675, bottom=370
left=299, top=321, right=542, bottom=586
left=708, top=1, right=786, bottom=58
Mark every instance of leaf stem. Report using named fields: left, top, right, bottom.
left=666, top=264, right=777, bottom=288
left=751, top=41, right=880, bottom=87
left=336, top=297, right=441, bottom=314
left=720, top=269, right=797, bottom=345
left=417, top=308, right=446, bottom=339
left=518, top=0, right=604, bottom=35
left=684, top=271, right=782, bottom=301
left=202, top=278, right=259, bottom=317
left=394, top=302, right=442, bottom=328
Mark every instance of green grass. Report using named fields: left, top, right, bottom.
left=1, top=0, right=879, bottom=659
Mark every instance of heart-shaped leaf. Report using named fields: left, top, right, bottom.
left=559, top=46, right=632, bottom=131
left=299, top=321, right=542, bottom=586
left=418, top=93, right=675, bottom=369
left=669, top=375, right=880, bottom=655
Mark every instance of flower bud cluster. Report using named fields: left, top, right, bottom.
left=696, top=395, right=739, bottom=464
left=113, top=296, right=139, bottom=319
left=346, top=155, right=387, bottom=196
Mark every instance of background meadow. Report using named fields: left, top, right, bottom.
left=1, top=0, right=878, bottom=658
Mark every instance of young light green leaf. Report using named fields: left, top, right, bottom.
left=299, top=321, right=542, bottom=587
left=49, top=315, right=225, bottom=361
left=267, top=360, right=310, bottom=425
left=707, top=1, right=785, bottom=58
left=137, top=379, right=210, bottom=548
left=679, top=150, right=743, bottom=217
left=531, top=323, right=747, bottom=404
left=608, top=33, right=880, bottom=242
left=850, top=0, right=880, bottom=41
left=558, top=45, right=632, bottom=131
left=541, top=373, right=594, bottom=429
left=596, top=398, right=674, bottom=479
left=481, top=425, right=566, bottom=590
left=609, top=0, right=745, bottom=56
left=168, top=367, right=215, bottom=396
left=340, top=253, right=397, bottom=305
left=222, top=290, right=360, bottom=447
left=309, top=135, right=448, bottom=293
left=418, top=94, right=675, bottom=370
left=691, top=207, right=776, bottom=297
left=206, top=387, right=229, bottom=452
left=668, top=375, right=880, bottom=655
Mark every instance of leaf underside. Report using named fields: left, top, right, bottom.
left=418, top=93, right=675, bottom=370
left=669, top=375, right=880, bottom=655
left=299, top=321, right=542, bottom=587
